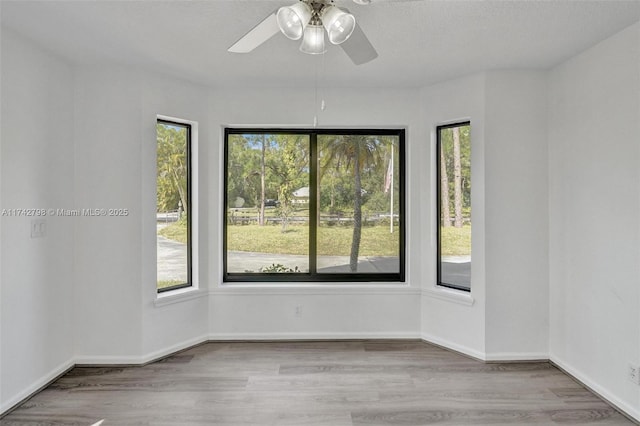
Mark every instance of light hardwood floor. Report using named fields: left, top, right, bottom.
left=1, top=340, right=635, bottom=425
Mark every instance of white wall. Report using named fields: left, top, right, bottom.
left=73, top=66, right=144, bottom=361
left=420, top=74, right=487, bottom=359
left=73, top=66, right=210, bottom=362
left=420, top=71, right=550, bottom=361
left=548, top=22, right=640, bottom=419
left=208, top=87, right=423, bottom=339
left=0, top=29, right=75, bottom=412
left=140, top=72, right=210, bottom=359
left=484, top=71, right=549, bottom=359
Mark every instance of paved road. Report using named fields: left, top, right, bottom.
left=441, top=256, right=471, bottom=290
left=157, top=235, right=188, bottom=282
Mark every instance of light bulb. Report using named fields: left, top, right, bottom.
left=277, top=2, right=313, bottom=40
left=299, top=25, right=326, bottom=55
left=321, top=5, right=355, bottom=45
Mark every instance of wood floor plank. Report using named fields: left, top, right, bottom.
left=1, top=341, right=634, bottom=425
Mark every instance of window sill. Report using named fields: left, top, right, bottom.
left=155, top=287, right=206, bottom=307
left=213, top=283, right=420, bottom=296
left=423, top=286, right=474, bottom=306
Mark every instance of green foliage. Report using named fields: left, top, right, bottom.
left=259, top=263, right=300, bottom=273
left=267, top=135, right=308, bottom=231
left=228, top=133, right=399, bottom=216
left=157, top=123, right=188, bottom=212
left=227, top=134, right=309, bottom=210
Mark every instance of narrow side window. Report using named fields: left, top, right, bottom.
left=437, top=122, right=471, bottom=291
left=156, top=120, right=191, bottom=292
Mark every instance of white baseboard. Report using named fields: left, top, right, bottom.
left=421, top=333, right=485, bottom=361
left=1, top=358, right=74, bottom=416
left=208, top=331, right=422, bottom=341
left=75, top=334, right=209, bottom=365
left=139, top=334, right=209, bottom=364
left=73, top=355, right=145, bottom=365
left=550, top=353, right=640, bottom=423
left=421, top=334, right=549, bottom=363
left=484, top=352, right=549, bottom=362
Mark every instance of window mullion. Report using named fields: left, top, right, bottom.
left=309, top=132, right=318, bottom=275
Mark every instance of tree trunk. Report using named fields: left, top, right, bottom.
left=350, top=151, right=362, bottom=272
left=171, top=167, right=187, bottom=216
left=440, top=143, right=451, bottom=227
left=453, top=127, right=463, bottom=228
left=259, top=135, right=266, bottom=226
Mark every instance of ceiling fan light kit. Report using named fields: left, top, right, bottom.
left=278, top=1, right=356, bottom=50
left=228, top=0, right=379, bottom=65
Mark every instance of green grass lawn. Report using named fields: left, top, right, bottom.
left=158, top=218, right=188, bottom=243
left=228, top=224, right=400, bottom=256
left=159, top=220, right=471, bottom=256
left=440, top=224, right=472, bottom=256
left=157, top=279, right=186, bottom=290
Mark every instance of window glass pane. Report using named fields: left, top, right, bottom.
left=156, top=121, right=190, bottom=291
left=438, top=123, right=471, bottom=291
left=226, top=134, right=310, bottom=273
left=317, top=135, right=400, bottom=274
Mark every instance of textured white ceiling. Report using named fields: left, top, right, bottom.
left=2, top=0, right=639, bottom=88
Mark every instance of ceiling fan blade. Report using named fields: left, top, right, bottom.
left=340, top=22, right=378, bottom=65
left=228, top=11, right=280, bottom=53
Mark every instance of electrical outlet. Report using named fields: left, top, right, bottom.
left=30, top=219, right=46, bottom=238
left=628, top=363, right=640, bottom=385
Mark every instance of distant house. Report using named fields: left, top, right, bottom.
left=292, top=186, right=309, bottom=204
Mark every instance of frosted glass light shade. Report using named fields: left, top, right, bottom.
left=277, top=2, right=312, bottom=40
left=321, top=5, right=355, bottom=45
left=299, top=25, right=326, bottom=55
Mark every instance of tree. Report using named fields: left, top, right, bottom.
left=320, top=135, right=384, bottom=271
left=453, top=126, right=463, bottom=228
left=157, top=124, right=187, bottom=213
left=267, top=135, right=309, bottom=232
left=440, top=142, right=451, bottom=227
left=259, top=134, right=266, bottom=226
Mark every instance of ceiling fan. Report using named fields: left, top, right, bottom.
left=228, top=0, right=386, bottom=65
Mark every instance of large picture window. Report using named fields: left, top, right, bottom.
left=437, top=122, right=471, bottom=291
left=224, top=129, right=405, bottom=282
left=156, top=120, right=192, bottom=292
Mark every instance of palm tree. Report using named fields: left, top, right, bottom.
left=320, top=135, right=385, bottom=271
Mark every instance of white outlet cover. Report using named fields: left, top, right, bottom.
left=628, top=363, right=640, bottom=385
left=30, top=219, right=46, bottom=238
